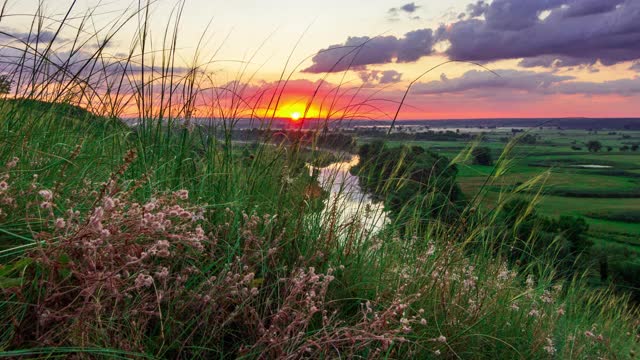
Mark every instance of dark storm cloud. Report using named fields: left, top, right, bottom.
left=412, top=69, right=640, bottom=96
left=437, top=0, right=640, bottom=67
left=302, top=29, right=434, bottom=73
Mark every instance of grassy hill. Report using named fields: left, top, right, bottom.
left=0, top=99, right=638, bottom=358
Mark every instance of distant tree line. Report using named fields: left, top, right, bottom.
left=226, top=129, right=357, bottom=152
left=347, top=129, right=473, bottom=142
left=571, top=140, right=639, bottom=152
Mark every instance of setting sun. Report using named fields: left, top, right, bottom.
left=290, top=112, right=302, bottom=121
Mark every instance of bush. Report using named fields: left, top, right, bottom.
left=586, top=140, right=602, bottom=152
left=471, top=146, right=493, bottom=166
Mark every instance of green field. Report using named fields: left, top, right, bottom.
left=369, top=128, right=640, bottom=246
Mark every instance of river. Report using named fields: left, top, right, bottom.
left=311, top=155, right=388, bottom=234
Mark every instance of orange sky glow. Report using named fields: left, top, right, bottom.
left=0, top=0, right=638, bottom=120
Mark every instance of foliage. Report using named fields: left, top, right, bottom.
left=497, top=199, right=592, bottom=277
left=587, top=140, right=603, bottom=152
left=354, top=141, right=464, bottom=223
left=471, top=146, right=493, bottom=166
left=519, top=133, right=538, bottom=144
left=0, top=76, right=10, bottom=95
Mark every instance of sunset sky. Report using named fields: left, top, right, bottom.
left=1, top=0, right=639, bottom=119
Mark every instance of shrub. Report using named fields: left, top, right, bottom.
left=471, top=146, right=493, bottom=166
left=586, top=140, right=602, bottom=152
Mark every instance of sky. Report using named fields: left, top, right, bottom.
left=1, top=0, right=639, bottom=120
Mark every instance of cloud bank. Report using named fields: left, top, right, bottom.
left=413, top=69, right=640, bottom=96
left=439, top=0, right=640, bottom=67
left=302, top=29, right=434, bottom=73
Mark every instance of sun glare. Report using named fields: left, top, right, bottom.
left=290, top=112, right=301, bottom=121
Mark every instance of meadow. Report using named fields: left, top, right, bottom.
left=377, top=128, right=640, bottom=246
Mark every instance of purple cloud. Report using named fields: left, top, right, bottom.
left=412, top=69, right=640, bottom=96
left=360, top=70, right=403, bottom=85
left=439, top=0, right=640, bottom=67
left=303, top=29, right=434, bottom=73
left=466, top=1, right=489, bottom=18
left=553, top=78, right=640, bottom=96
left=380, top=70, right=403, bottom=84
left=562, top=0, right=626, bottom=18
left=631, top=62, right=640, bottom=72
left=413, top=69, right=573, bottom=95
left=400, top=3, right=420, bottom=13
left=388, top=3, right=421, bottom=21
left=0, top=29, right=64, bottom=44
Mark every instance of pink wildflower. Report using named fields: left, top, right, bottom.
left=155, top=267, right=169, bottom=280
left=103, top=197, right=116, bottom=211
left=143, top=201, right=156, bottom=212
left=543, top=337, right=556, bottom=356
left=6, top=157, right=19, bottom=169
left=38, top=189, right=53, bottom=201
left=54, top=218, right=66, bottom=229
left=557, top=307, right=565, bottom=316
left=175, top=189, right=189, bottom=200
left=135, top=274, right=153, bottom=288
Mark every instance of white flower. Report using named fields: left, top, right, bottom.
left=526, top=274, right=535, bottom=288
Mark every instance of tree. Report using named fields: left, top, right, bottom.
left=0, top=75, right=11, bottom=94
left=519, top=134, right=537, bottom=144
left=632, top=144, right=639, bottom=152
left=472, top=146, right=493, bottom=166
left=586, top=140, right=602, bottom=152
left=621, top=145, right=630, bottom=152
left=355, top=143, right=463, bottom=223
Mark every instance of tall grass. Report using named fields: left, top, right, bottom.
left=0, top=1, right=638, bottom=358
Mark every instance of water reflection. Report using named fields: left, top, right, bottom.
left=311, top=155, right=388, bottom=233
